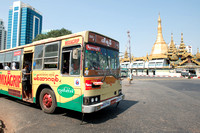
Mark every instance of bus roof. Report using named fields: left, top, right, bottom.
left=0, top=31, right=119, bottom=53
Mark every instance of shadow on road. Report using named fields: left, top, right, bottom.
left=0, top=94, right=40, bottom=109
left=83, top=100, right=138, bottom=124
left=0, top=94, right=138, bottom=124
left=56, top=100, right=138, bottom=124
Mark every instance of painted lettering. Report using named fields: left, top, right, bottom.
left=0, top=73, right=21, bottom=88
left=65, top=38, right=80, bottom=45
left=33, top=74, right=59, bottom=84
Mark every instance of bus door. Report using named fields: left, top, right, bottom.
left=59, top=45, right=82, bottom=112
left=22, top=47, right=34, bottom=101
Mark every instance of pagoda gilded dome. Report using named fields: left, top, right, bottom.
left=151, top=14, right=168, bottom=58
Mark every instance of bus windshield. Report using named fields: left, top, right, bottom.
left=84, top=44, right=120, bottom=78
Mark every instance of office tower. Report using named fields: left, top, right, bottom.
left=0, top=19, right=7, bottom=50
left=7, top=1, right=42, bottom=49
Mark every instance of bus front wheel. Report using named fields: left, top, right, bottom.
left=39, top=88, right=57, bottom=114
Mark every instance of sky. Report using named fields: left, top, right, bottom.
left=0, top=0, right=200, bottom=57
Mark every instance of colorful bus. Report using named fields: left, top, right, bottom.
left=0, top=31, right=124, bottom=114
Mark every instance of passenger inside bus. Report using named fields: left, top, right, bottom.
left=62, top=52, right=70, bottom=74
left=63, top=60, right=69, bottom=74
left=4, top=63, right=11, bottom=70
left=11, top=62, right=19, bottom=70
left=24, top=57, right=32, bottom=71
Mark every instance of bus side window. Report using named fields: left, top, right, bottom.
left=0, top=53, right=5, bottom=69
left=4, top=51, right=13, bottom=70
left=0, top=63, right=4, bottom=69
left=70, top=48, right=81, bottom=75
left=12, top=50, right=22, bottom=70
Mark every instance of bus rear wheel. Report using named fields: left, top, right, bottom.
left=39, top=88, right=57, bottom=114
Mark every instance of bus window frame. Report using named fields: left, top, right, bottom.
left=61, top=50, right=72, bottom=76
left=33, top=44, right=44, bottom=70
left=0, top=53, right=5, bottom=70
left=12, top=49, right=23, bottom=70
left=83, top=43, right=120, bottom=77
left=43, top=41, right=61, bottom=70
left=61, top=44, right=82, bottom=77
left=4, top=51, right=13, bottom=70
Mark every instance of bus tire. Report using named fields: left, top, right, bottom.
left=39, top=88, right=57, bottom=114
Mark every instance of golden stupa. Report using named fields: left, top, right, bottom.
left=196, top=48, right=200, bottom=59
left=167, top=33, right=178, bottom=61
left=177, top=33, right=187, bottom=57
left=150, top=14, right=168, bottom=59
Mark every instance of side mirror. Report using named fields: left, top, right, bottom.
left=73, top=48, right=79, bottom=59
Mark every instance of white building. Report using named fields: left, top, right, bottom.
left=0, top=19, right=7, bottom=50
left=186, top=45, right=192, bottom=53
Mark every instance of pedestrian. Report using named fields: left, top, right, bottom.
left=22, top=64, right=31, bottom=100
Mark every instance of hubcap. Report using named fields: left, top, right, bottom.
left=43, top=93, right=52, bottom=108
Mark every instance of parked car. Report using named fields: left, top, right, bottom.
left=181, top=72, right=196, bottom=77
left=181, top=72, right=189, bottom=77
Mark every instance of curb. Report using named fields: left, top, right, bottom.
left=133, top=75, right=183, bottom=78
left=133, top=75, right=200, bottom=79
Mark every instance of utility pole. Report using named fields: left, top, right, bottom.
left=127, top=31, right=132, bottom=84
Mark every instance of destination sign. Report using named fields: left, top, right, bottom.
left=88, top=32, right=119, bottom=50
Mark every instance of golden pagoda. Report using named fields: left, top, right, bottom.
left=195, top=48, right=200, bottom=60
left=120, top=48, right=134, bottom=63
left=120, top=14, right=200, bottom=77
left=177, top=33, right=187, bottom=57
left=150, top=14, right=168, bottom=59
left=167, top=33, right=178, bottom=61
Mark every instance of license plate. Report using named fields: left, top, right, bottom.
left=111, top=99, right=117, bottom=105
left=116, top=97, right=122, bottom=102
left=101, top=101, right=110, bottom=108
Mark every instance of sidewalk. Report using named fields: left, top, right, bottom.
left=133, top=75, right=200, bottom=78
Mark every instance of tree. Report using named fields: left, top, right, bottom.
left=33, top=28, right=72, bottom=42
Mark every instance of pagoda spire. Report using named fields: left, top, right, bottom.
left=151, top=14, right=168, bottom=57
left=181, top=33, right=184, bottom=44
left=196, top=48, right=200, bottom=59
left=155, top=13, right=165, bottom=44
left=179, top=33, right=186, bottom=49
left=167, top=33, right=178, bottom=60
left=178, top=33, right=187, bottom=57
left=124, top=48, right=128, bottom=58
left=170, top=33, right=175, bottom=47
left=168, top=33, right=176, bottom=50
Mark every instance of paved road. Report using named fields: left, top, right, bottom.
left=0, top=77, right=200, bottom=133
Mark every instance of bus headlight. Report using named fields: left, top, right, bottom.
left=91, top=98, right=94, bottom=103
left=83, top=95, right=100, bottom=105
left=95, top=97, right=98, bottom=102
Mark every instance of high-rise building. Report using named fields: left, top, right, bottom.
left=0, top=19, right=7, bottom=50
left=7, top=1, right=42, bottom=49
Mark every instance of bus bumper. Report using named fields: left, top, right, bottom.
left=82, top=94, right=125, bottom=113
